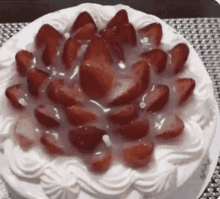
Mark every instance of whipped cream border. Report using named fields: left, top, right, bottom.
left=0, top=3, right=218, bottom=199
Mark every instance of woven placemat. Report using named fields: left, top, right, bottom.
left=0, top=18, right=219, bottom=199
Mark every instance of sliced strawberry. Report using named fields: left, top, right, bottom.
left=27, top=69, right=49, bottom=97
left=89, top=151, right=113, bottom=173
left=40, top=134, right=66, bottom=155
left=106, top=9, right=129, bottom=30
left=122, top=140, right=154, bottom=168
left=108, top=60, right=149, bottom=106
left=138, top=23, right=162, bottom=46
left=34, top=105, right=60, bottom=129
left=71, top=12, right=97, bottom=33
left=80, top=35, right=115, bottom=99
left=15, top=50, right=34, bottom=76
left=115, top=118, right=149, bottom=140
left=74, top=23, right=96, bottom=40
left=176, top=78, right=196, bottom=105
left=170, top=43, right=189, bottom=74
left=69, top=126, right=105, bottom=153
left=107, top=104, right=138, bottom=125
left=155, top=115, right=184, bottom=139
left=47, top=79, right=64, bottom=103
left=5, top=84, right=27, bottom=109
left=141, top=49, right=167, bottom=73
left=145, top=85, right=169, bottom=112
left=66, top=105, right=97, bottom=126
left=62, top=37, right=81, bottom=70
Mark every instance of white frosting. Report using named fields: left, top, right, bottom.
left=0, top=3, right=218, bottom=199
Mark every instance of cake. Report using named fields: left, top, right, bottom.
left=0, top=3, right=218, bottom=199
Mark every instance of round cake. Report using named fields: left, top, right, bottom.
left=0, top=3, right=218, bottom=199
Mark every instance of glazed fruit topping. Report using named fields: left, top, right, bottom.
left=74, top=23, right=97, bottom=40
left=122, top=140, right=154, bottom=168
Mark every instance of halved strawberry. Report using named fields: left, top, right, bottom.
left=62, top=37, right=81, bottom=70
left=138, top=23, right=162, bottom=46
left=176, top=78, right=196, bottom=105
left=107, top=104, right=138, bottom=125
left=115, top=118, right=149, bottom=140
left=106, top=9, right=129, bottom=30
left=89, top=151, right=113, bottom=173
left=121, top=140, right=154, bottom=168
left=27, top=69, right=49, bottom=97
left=170, top=43, right=189, bottom=74
left=40, top=134, right=66, bottom=155
left=66, top=105, right=97, bottom=126
left=34, top=105, right=60, bottom=129
left=141, top=49, right=167, bottom=73
left=80, top=35, right=115, bottom=99
left=5, top=84, right=27, bottom=109
left=69, top=126, right=105, bottom=153
left=47, top=79, right=64, bottom=103
left=155, top=115, right=184, bottom=139
left=15, top=50, right=34, bottom=76
left=145, top=85, right=169, bottom=112
left=74, top=23, right=96, bottom=40
left=71, top=12, right=97, bottom=33
left=108, top=60, right=149, bottom=106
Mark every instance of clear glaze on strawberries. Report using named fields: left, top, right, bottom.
left=6, top=9, right=197, bottom=173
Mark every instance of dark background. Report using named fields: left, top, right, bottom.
left=0, top=0, right=219, bottom=22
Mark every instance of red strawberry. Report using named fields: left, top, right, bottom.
left=176, top=78, right=196, bottom=105
left=40, top=134, right=66, bottom=155
left=122, top=140, right=154, bottom=168
left=71, top=12, right=97, bottom=33
left=69, top=126, right=105, bottom=153
left=141, top=49, right=167, bottom=73
left=170, top=43, right=189, bottom=74
left=5, top=84, right=27, bottom=109
left=107, top=104, right=138, bottom=125
left=62, top=37, right=81, bottom=70
left=27, top=69, right=49, bottom=97
left=115, top=118, right=149, bottom=140
left=108, top=60, right=149, bottom=106
left=15, top=50, right=34, bottom=76
left=66, top=105, right=97, bottom=126
left=34, top=105, right=60, bottom=129
left=155, top=115, right=184, bottom=139
left=106, top=9, right=129, bottom=30
left=89, top=151, right=113, bottom=173
left=138, top=23, right=162, bottom=46
left=47, top=79, right=64, bottom=103
left=74, top=23, right=96, bottom=40
left=80, top=35, right=115, bottom=99
left=145, top=85, right=169, bottom=112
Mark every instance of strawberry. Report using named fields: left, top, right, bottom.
left=155, top=115, right=184, bottom=139
left=47, top=79, right=64, bottom=103
left=108, top=60, right=149, bottom=106
left=74, top=23, right=96, bottom=40
left=40, top=134, right=66, bottom=155
left=138, top=23, right=162, bottom=46
left=170, top=43, right=189, bottom=74
left=145, top=85, right=169, bottom=112
left=176, top=78, right=196, bottom=105
left=141, top=49, right=167, bottom=73
left=106, top=9, right=129, bottom=30
left=15, top=50, right=34, bottom=76
left=69, top=126, right=105, bottom=153
left=71, top=12, right=97, bottom=33
left=89, top=151, right=113, bottom=173
left=107, top=104, right=138, bottom=125
left=115, top=118, right=149, bottom=140
left=122, top=140, right=154, bottom=168
left=80, top=35, right=115, bottom=99
left=5, top=84, right=27, bottom=109
left=66, top=105, right=97, bottom=126
left=34, top=105, right=60, bottom=129
left=62, top=37, right=81, bottom=70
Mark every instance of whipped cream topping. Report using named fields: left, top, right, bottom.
left=0, top=3, right=218, bottom=199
